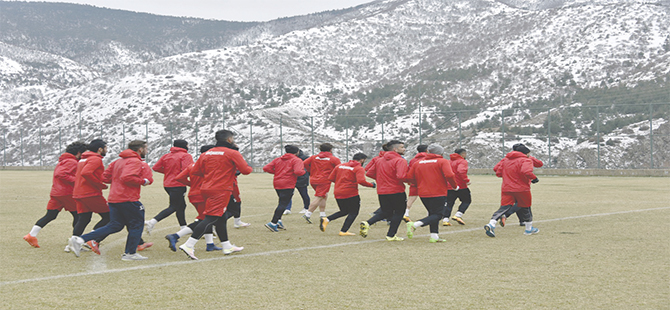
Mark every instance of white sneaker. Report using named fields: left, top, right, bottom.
left=223, top=245, right=244, bottom=255
left=234, top=221, right=251, bottom=228
left=144, top=221, right=155, bottom=235
left=121, top=253, right=148, bottom=261
left=283, top=209, right=292, bottom=215
left=179, top=244, right=198, bottom=260
left=298, top=209, right=308, bottom=214
left=64, top=244, right=71, bottom=253
left=68, top=236, right=84, bottom=257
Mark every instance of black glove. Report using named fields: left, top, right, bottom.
left=531, top=178, right=539, bottom=184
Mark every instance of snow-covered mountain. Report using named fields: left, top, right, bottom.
left=1, top=0, right=669, bottom=169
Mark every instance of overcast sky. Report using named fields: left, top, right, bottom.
left=9, top=0, right=375, bottom=21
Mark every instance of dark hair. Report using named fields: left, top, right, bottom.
left=417, top=144, right=428, bottom=153
left=87, top=139, right=106, bottom=152
left=516, top=145, right=531, bottom=155
left=512, top=143, right=524, bottom=151
left=454, top=148, right=466, bottom=155
left=215, top=130, right=234, bottom=143
left=200, top=145, right=215, bottom=153
left=386, top=140, right=404, bottom=151
left=173, top=139, right=188, bottom=150
left=285, top=145, right=299, bottom=154
left=381, top=143, right=389, bottom=151
left=65, top=141, right=87, bottom=156
left=319, top=143, right=333, bottom=152
left=128, top=140, right=147, bottom=152
left=352, top=153, right=368, bottom=161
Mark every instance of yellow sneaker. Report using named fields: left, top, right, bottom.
left=403, top=216, right=411, bottom=223
left=320, top=217, right=329, bottom=232
left=451, top=216, right=465, bottom=225
left=386, top=235, right=404, bottom=241
left=359, top=221, right=370, bottom=238
left=339, top=231, right=355, bottom=236
left=442, top=221, right=452, bottom=226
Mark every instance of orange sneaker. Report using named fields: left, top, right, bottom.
left=338, top=231, right=355, bottom=236
left=137, top=242, right=153, bottom=251
left=86, top=240, right=100, bottom=255
left=23, top=234, right=40, bottom=248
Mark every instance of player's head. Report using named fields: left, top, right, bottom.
left=200, top=145, right=215, bottom=154
left=88, top=139, right=107, bottom=157
left=128, top=140, right=148, bottom=158
left=284, top=145, right=299, bottom=155
left=381, top=143, right=389, bottom=151
left=513, top=143, right=531, bottom=155
left=215, top=130, right=235, bottom=144
left=427, top=144, right=444, bottom=155
left=353, top=152, right=368, bottom=164
left=65, top=141, right=88, bottom=159
left=319, top=143, right=333, bottom=152
left=417, top=144, right=428, bottom=153
left=454, top=148, right=467, bottom=158
left=386, top=140, right=405, bottom=155
left=173, top=139, right=188, bottom=151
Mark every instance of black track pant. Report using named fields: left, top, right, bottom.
left=271, top=188, right=294, bottom=223
left=73, top=212, right=110, bottom=242
left=444, top=188, right=472, bottom=217
left=153, top=187, right=188, bottom=226
left=35, top=210, right=78, bottom=228
left=192, top=215, right=228, bottom=242
left=418, top=196, right=447, bottom=234
left=367, top=192, right=406, bottom=237
left=491, top=205, right=533, bottom=223
left=327, top=196, right=361, bottom=232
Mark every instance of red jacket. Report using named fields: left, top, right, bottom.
left=152, top=147, right=193, bottom=188
left=530, top=156, right=544, bottom=168
left=102, top=149, right=154, bottom=203
left=304, top=151, right=341, bottom=185
left=494, top=151, right=537, bottom=192
left=174, top=163, right=204, bottom=203
left=73, top=151, right=107, bottom=199
left=191, top=147, right=252, bottom=192
left=365, top=151, right=408, bottom=195
left=328, top=160, right=375, bottom=199
left=50, top=153, right=78, bottom=197
left=449, top=153, right=470, bottom=190
left=407, top=153, right=457, bottom=198
left=407, top=152, right=427, bottom=194
left=263, top=153, right=305, bottom=190
left=364, top=151, right=385, bottom=173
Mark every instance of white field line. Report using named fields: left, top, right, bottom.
left=3, top=206, right=669, bottom=287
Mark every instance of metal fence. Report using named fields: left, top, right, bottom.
left=2, top=102, right=669, bottom=169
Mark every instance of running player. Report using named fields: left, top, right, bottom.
left=263, top=145, right=305, bottom=232
left=405, top=144, right=427, bottom=222
left=302, top=143, right=341, bottom=223
left=442, top=148, right=471, bottom=226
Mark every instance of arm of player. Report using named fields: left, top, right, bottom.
left=293, top=158, right=306, bottom=176
left=174, top=165, right=192, bottom=186
left=82, top=157, right=107, bottom=189
left=355, top=167, right=375, bottom=188
left=442, top=160, right=458, bottom=189
left=56, top=160, right=78, bottom=184
left=232, top=152, right=253, bottom=175
left=119, top=159, right=145, bottom=187
left=152, top=155, right=165, bottom=174
left=263, top=160, right=276, bottom=174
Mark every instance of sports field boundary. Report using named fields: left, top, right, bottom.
left=3, top=205, right=669, bottom=287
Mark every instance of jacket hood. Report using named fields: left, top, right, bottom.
left=215, top=141, right=239, bottom=150
left=119, top=149, right=141, bottom=159
left=280, top=153, right=297, bottom=161
left=377, top=151, right=386, bottom=157
left=317, top=151, right=334, bottom=158
left=81, top=151, right=102, bottom=160
left=346, top=160, right=362, bottom=167
left=414, top=152, right=427, bottom=160
left=59, top=152, right=77, bottom=162
left=423, top=153, right=443, bottom=160
left=170, top=146, right=188, bottom=153
left=383, top=151, right=403, bottom=161
left=450, top=153, right=464, bottom=161
left=505, top=151, right=528, bottom=160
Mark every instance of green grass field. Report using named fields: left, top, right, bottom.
left=1, top=171, right=668, bottom=309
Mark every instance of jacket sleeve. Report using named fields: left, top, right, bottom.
left=521, top=158, right=537, bottom=181
left=395, top=159, right=409, bottom=181
left=55, top=160, right=77, bottom=184
left=442, top=160, right=457, bottom=189
left=82, top=158, right=106, bottom=189
left=303, top=156, right=313, bottom=173
left=174, top=165, right=192, bottom=186
left=328, top=167, right=338, bottom=183
left=263, top=160, right=275, bottom=174
left=365, top=160, right=377, bottom=179
left=232, top=152, right=253, bottom=175
left=356, top=167, right=375, bottom=188
left=458, top=161, right=470, bottom=184
left=406, top=164, right=417, bottom=186
left=493, top=159, right=505, bottom=178
left=152, top=155, right=165, bottom=174
left=293, top=158, right=306, bottom=176
left=530, top=156, right=544, bottom=168
left=181, top=153, right=194, bottom=172
left=102, top=162, right=113, bottom=184
left=142, top=162, right=154, bottom=185
left=120, top=159, right=145, bottom=187
left=191, top=158, right=205, bottom=177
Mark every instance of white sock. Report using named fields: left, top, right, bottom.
left=148, top=218, right=158, bottom=225
left=489, top=219, right=497, bottom=227
left=29, top=225, right=42, bottom=237
left=430, top=233, right=439, bottom=240
left=525, top=222, right=533, bottom=231
left=305, top=211, right=312, bottom=217
left=404, top=209, right=410, bottom=217
left=455, top=211, right=463, bottom=218
left=204, top=233, right=214, bottom=244
left=222, top=240, right=232, bottom=249
left=319, top=212, right=327, bottom=217
left=442, top=217, right=449, bottom=223
left=176, top=227, right=193, bottom=238
left=413, top=221, right=423, bottom=228
left=234, top=217, right=242, bottom=225
left=180, top=225, right=187, bottom=230
left=184, top=237, right=198, bottom=248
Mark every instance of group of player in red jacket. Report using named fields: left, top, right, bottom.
left=24, top=130, right=542, bottom=261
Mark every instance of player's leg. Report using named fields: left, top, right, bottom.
left=442, top=190, right=457, bottom=226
